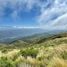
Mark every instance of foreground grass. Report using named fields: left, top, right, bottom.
left=0, top=37, right=67, bottom=67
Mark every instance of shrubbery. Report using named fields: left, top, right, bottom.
left=0, top=57, right=15, bottom=67
left=20, top=48, right=38, bottom=58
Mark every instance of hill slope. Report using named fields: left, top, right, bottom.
left=0, top=33, right=67, bottom=67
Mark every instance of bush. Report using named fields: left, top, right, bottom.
left=0, top=57, right=15, bottom=67
left=20, top=48, right=38, bottom=58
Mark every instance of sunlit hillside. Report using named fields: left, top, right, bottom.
left=0, top=33, right=67, bottom=67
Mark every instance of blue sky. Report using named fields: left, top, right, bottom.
left=0, top=0, right=67, bottom=29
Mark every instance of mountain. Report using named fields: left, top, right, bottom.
left=0, top=27, right=67, bottom=43
left=0, top=31, right=67, bottom=67
left=10, top=32, right=67, bottom=46
left=0, top=28, right=45, bottom=43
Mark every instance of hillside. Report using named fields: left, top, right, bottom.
left=0, top=28, right=45, bottom=43
left=0, top=33, right=67, bottom=67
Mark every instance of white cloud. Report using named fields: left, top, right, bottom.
left=0, top=0, right=67, bottom=30
left=37, top=0, right=67, bottom=29
left=51, top=13, right=67, bottom=26
left=0, top=0, right=40, bottom=18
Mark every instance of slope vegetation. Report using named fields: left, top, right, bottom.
left=0, top=33, right=67, bottom=67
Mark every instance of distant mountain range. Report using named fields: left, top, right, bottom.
left=0, top=27, right=67, bottom=43
left=0, top=28, right=45, bottom=43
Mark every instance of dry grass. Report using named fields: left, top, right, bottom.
left=0, top=37, right=67, bottom=67
left=47, top=57, right=67, bottom=67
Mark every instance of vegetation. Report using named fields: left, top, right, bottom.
left=0, top=33, right=67, bottom=67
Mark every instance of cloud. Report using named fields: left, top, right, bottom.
left=51, top=13, right=67, bottom=26
left=37, top=0, right=67, bottom=29
left=0, top=0, right=67, bottom=30
left=0, top=0, right=40, bottom=19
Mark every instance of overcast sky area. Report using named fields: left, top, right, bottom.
left=0, top=0, right=67, bottom=29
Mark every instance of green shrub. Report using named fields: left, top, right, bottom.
left=0, top=57, right=15, bottom=67
left=20, top=48, right=38, bottom=58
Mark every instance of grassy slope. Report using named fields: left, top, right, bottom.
left=0, top=33, right=67, bottom=67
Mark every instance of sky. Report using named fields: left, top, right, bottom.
left=0, top=0, right=67, bottom=29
